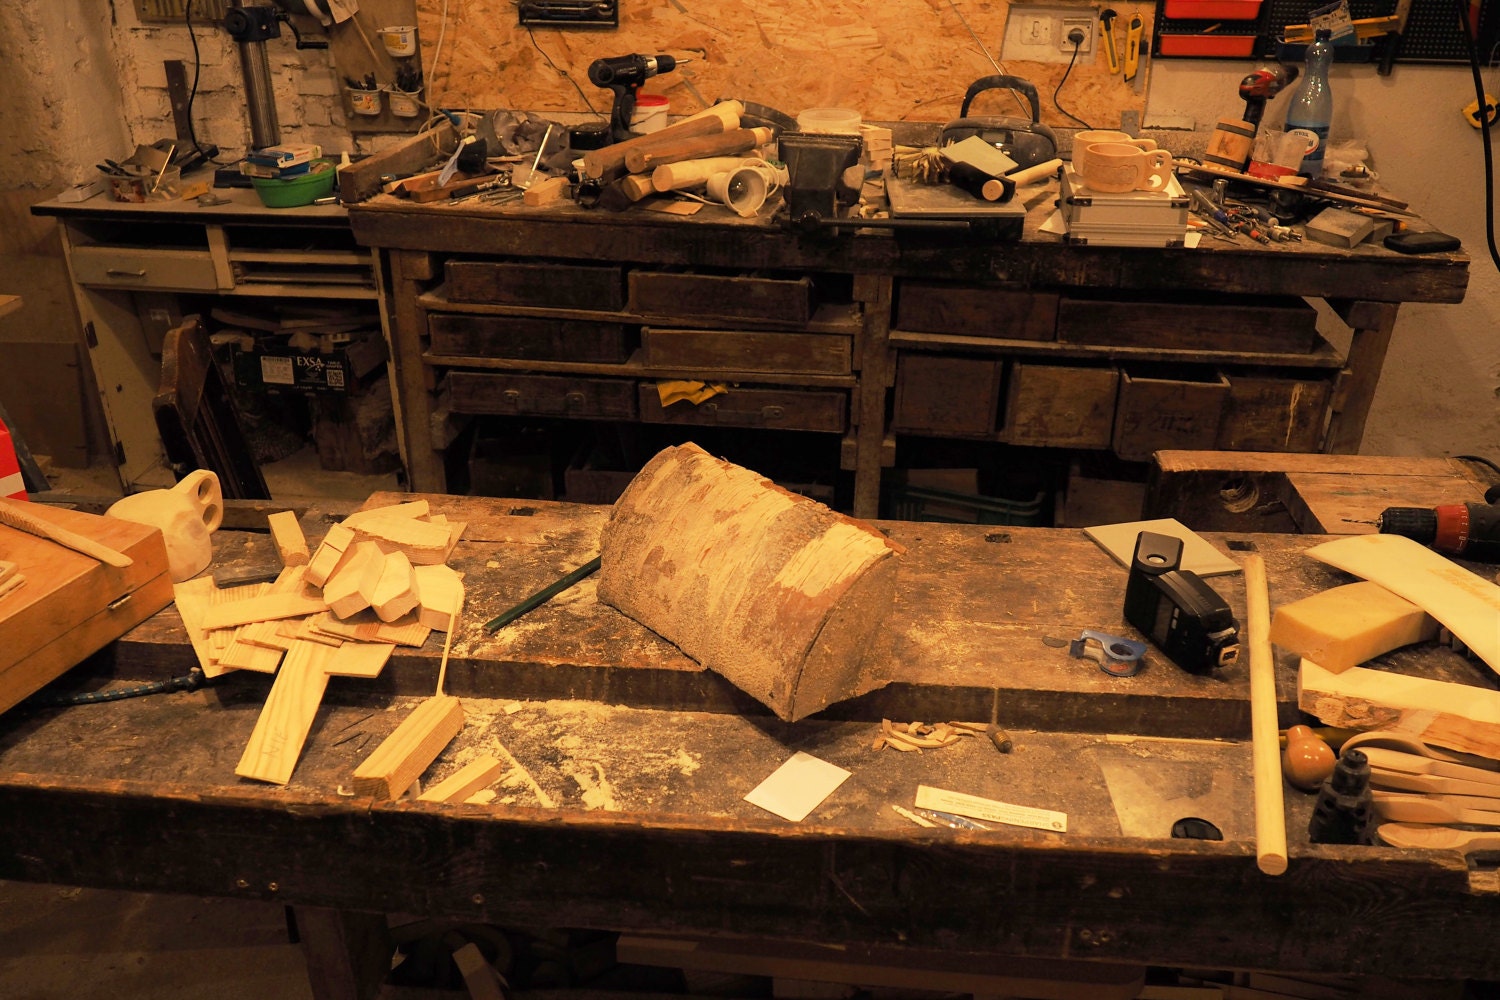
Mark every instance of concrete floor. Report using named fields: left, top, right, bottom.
left=0, top=880, right=313, bottom=1000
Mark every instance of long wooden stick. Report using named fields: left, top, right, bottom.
left=1245, top=554, right=1288, bottom=876
left=483, top=556, right=601, bottom=633
left=0, top=498, right=132, bottom=567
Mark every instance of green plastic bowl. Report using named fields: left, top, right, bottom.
left=251, top=159, right=337, bottom=208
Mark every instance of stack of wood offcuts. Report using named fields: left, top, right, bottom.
left=175, top=499, right=468, bottom=793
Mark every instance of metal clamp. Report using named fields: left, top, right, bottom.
left=1068, top=630, right=1148, bottom=677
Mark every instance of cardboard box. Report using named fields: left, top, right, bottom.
left=232, top=333, right=387, bottom=393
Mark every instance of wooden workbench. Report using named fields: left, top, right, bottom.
left=2, top=491, right=1499, bottom=995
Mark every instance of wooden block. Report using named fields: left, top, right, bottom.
left=267, top=510, right=309, bottom=567
left=1305, top=207, right=1376, bottom=248
left=522, top=175, right=569, bottom=207
left=235, top=639, right=335, bottom=785
left=200, top=590, right=328, bottom=630
left=1299, top=659, right=1500, bottom=759
left=371, top=551, right=419, bottom=623
left=341, top=500, right=430, bottom=529
left=337, top=120, right=456, bottom=204
left=1270, top=581, right=1438, bottom=673
left=1304, top=533, right=1500, bottom=674
left=323, top=540, right=386, bottom=619
left=352, top=695, right=466, bottom=799
left=324, top=641, right=395, bottom=679
left=414, top=564, right=465, bottom=631
left=306, top=523, right=356, bottom=588
left=598, top=443, right=901, bottom=722
left=416, top=755, right=503, bottom=802
left=352, top=517, right=452, bottom=565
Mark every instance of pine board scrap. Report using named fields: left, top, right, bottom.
left=235, top=639, right=335, bottom=785
left=416, top=755, right=503, bottom=803
left=218, top=634, right=285, bottom=673
left=353, top=516, right=451, bottom=565
left=341, top=499, right=429, bottom=528
left=352, top=694, right=465, bottom=799
left=1304, top=534, right=1500, bottom=674
left=200, top=590, right=329, bottom=630
left=267, top=510, right=309, bottom=567
left=371, top=550, right=419, bottom=622
left=324, top=641, right=396, bottom=679
left=310, top=610, right=430, bottom=647
left=323, top=540, right=386, bottom=619
left=238, top=620, right=294, bottom=651
left=1299, top=659, right=1500, bottom=759
left=171, top=576, right=219, bottom=674
left=306, top=523, right=356, bottom=588
left=414, top=563, right=464, bottom=631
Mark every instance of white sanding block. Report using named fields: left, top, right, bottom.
left=1269, top=580, right=1438, bottom=673
left=1084, top=517, right=1240, bottom=576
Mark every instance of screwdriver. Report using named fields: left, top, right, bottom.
left=1373, top=500, right=1500, bottom=562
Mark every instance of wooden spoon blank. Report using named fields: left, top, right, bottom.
left=1377, top=823, right=1500, bottom=853
left=1372, top=767, right=1500, bottom=798
left=1343, top=731, right=1500, bottom=772
left=1356, top=745, right=1500, bottom=784
left=1371, top=791, right=1500, bottom=826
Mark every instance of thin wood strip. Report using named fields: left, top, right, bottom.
left=1245, top=554, right=1288, bottom=876
left=416, top=755, right=504, bottom=803
left=235, top=639, right=334, bottom=785
left=201, top=592, right=328, bottom=630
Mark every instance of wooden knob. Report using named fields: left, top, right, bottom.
left=1282, top=724, right=1336, bottom=792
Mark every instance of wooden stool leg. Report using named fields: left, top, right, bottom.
left=292, top=905, right=392, bottom=1000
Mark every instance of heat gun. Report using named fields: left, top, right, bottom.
left=587, top=53, right=677, bottom=142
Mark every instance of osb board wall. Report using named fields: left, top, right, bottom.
left=413, top=0, right=1154, bottom=130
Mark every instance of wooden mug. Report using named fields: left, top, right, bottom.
left=1078, top=142, right=1174, bottom=193
left=1072, top=130, right=1157, bottom=178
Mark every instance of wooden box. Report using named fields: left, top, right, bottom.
left=1216, top=373, right=1333, bottom=452
left=444, top=260, right=625, bottom=311
left=448, top=372, right=637, bottom=420
left=1056, top=293, right=1320, bottom=354
left=642, top=327, right=851, bottom=375
left=428, top=314, right=632, bottom=363
left=891, top=354, right=1005, bottom=437
left=895, top=281, right=1057, bottom=341
left=639, top=385, right=846, bottom=433
left=1112, top=368, right=1230, bottom=461
left=628, top=271, right=815, bottom=325
left=0, top=504, right=172, bottom=716
left=1004, top=362, right=1119, bottom=448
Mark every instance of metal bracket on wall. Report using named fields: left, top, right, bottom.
left=134, top=0, right=227, bottom=23
left=518, top=0, right=620, bottom=27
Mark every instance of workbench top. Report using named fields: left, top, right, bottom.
left=2, top=493, right=1498, bottom=979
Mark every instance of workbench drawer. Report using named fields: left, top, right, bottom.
left=1112, top=367, right=1230, bottom=461
left=1056, top=292, right=1320, bottom=354
left=639, top=384, right=846, bottom=433
left=894, top=281, right=1057, bottom=342
left=892, top=354, right=1005, bottom=438
left=447, top=372, right=637, bottom=419
left=428, top=314, right=633, bottom=363
left=628, top=271, right=815, bottom=325
left=1004, top=362, right=1119, bottom=448
left=1216, top=372, right=1333, bottom=451
left=69, top=246, right=219, bottom=292
left=443, top=260, right=625, bottom=311
left=642, top=327, right=851, bottom=375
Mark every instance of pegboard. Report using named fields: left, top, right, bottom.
left=1155, top=0, right=1500, bottom=62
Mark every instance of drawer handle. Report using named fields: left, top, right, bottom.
left=564, top=391, right=586, bottom=410
left=105, top=268, right=148, bottom=278
left=704, top=403, right=784, bottom=425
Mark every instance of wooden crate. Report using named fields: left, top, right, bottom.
left=642, top=327, right=851, bottom=375
left=448, top=372, right=637, bottom=419
left=628, top=271, right=815, bottom=325
left=444, top=260, right=624, bottom=310
left=1057, top=292, right=1320, bottom=353
left=891, top=354, right=1005, bottom=437
left=1112, top=368, right=1230, bottom=461
left=638, top=384, right=846, bottom=433
left=428, top=314, right=632, bottom=363
left=894, top=281, right=1057, bottom=341
left=1004, top=362, right=1119, bottom=448
left=1216, top=373, right=1333, bottom=452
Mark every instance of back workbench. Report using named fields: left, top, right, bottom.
left=347, top=189, right=1468, bottom=518
left=1, top=490, right=1498, bottom=997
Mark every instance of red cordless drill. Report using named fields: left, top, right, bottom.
left=1377, top=497, right=1500, bottom=562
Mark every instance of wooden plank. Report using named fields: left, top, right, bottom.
left=235, top=639, right=335, bottom=785
left=267, top=510, right=309, bottom=567
left=415, top=755, right=503, bottom=802
left=308, top=610, right=430, bottom=647
left=200, top=590, right=328, bottom=630
left=324, top=641, right=395, bottom=679
left=337, top=120, right=457, bottom=204
left=1299, top=659, right=1500, bottom=759
left=352, top=694, right=465, bottom=799
left=598, top=443, right=900, bottom=722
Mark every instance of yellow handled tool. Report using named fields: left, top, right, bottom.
left=1123, top=12, right=1144, bottom=81
left=1100, top=8, right=1122, bottom=74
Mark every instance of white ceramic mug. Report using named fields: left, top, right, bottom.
left=1078, top=142, right=1174, bottom=193
left=1072, top=130, right=1158, bottom=179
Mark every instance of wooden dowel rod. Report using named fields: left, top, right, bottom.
left=1245, top=553, right=1288, bottom=876
left=483, top=556, right=601, bottom=633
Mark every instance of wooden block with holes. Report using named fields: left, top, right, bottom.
left=352, top=695, right=466, bottom=799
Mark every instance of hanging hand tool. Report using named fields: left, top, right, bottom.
left=587, top=53, right=679, bottom=143
left=1378, top=0, right=1414, bottom=75
left=1099, top=8, right=1122, bottom=74
left=1123, top=13, right=1144, bottom=82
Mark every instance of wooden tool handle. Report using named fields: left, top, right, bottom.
left=626, top=127, right=772, bottom=174
left=582, top=102, right=743, bottom=180
left=0, top=498, right=133, bottom=568
left=1245, top=554, right=1288, bottom=875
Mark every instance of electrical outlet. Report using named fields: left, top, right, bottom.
left=1001, top=4, right=1099, bottom=64
left=1060, top=17, right=1094, bottom=52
